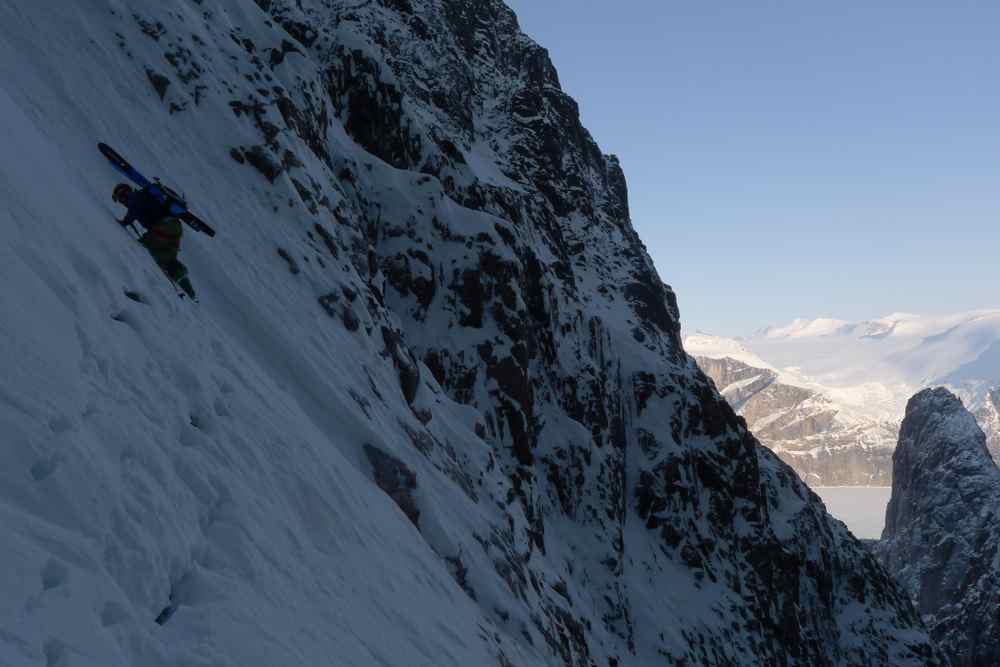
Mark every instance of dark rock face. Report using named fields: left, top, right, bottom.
left=365, top=444, right=421, bottom=528
left=695, top=356, right=779, bottom=409
left=145, top=68, right=170, bottom=99
left=876, top=388, right=1000, bottom=666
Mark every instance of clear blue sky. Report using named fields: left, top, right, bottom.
left=503, top=1, right=1000, bottom=336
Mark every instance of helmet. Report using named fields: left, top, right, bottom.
left=112, top=183, right=132, bottom=204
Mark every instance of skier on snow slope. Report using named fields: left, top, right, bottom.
left=112, top=182, right=197, bottom=300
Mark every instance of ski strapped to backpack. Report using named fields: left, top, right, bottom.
left=98, top=142, right=217, bottom=237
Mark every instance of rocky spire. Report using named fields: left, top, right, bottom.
left=877, top=387, right=1000, bottom=666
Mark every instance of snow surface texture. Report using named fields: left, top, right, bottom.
left=688, top=312, right=1000, bottom=485
left=0, top=1, right=942, bottom=665
left=876, top=388, right=1000, bottom=666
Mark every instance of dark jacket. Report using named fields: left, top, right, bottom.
left=122, top=189, right=182, bottom=250
left=122, top=188, right=172, bottom=230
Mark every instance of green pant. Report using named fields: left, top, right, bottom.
left=140, top=218, right=196, bottom=299
left=141, top=218, right=187, bottom=281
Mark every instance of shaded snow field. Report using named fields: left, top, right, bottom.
left=813, top=487, right=892, bottom=539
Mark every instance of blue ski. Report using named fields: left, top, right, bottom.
left=98, top=142, right=216, bottom=237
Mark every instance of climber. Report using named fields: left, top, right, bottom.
left=113, top=183, right=197, bottom=299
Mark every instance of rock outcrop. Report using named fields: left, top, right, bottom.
left=972, top=387, right=1000, bottom=464
left=877, top=388, right=1000, bottom=666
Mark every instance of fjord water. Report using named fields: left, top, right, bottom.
left=814, top=487, right=892, bottom=539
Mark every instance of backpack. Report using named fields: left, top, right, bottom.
left=141, top=180, right=187, bottom=221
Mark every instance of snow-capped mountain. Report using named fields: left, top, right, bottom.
left=692, top=355, right=898, bottom=485
left=749, top=310, right=1000, bottom=391
left=876, top=388, right=1000, bottom=666
left=0, top=1, right=942, bottom=665
left=687, top=311, right=1000, bottom=484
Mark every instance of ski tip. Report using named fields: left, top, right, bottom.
left=98, top=142, right=124, bottom=163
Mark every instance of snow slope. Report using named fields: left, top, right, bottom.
left=0, top=14, right=513, bottom=666
left=0, top=1, right=941, bottom=665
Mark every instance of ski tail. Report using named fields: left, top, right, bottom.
left=179, top=211, right=216, bottom=237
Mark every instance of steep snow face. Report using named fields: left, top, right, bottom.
left=684, top=332, right=776, bottom=370
left=876, top=388, right=1000, bottom=667
left=758, top=317, right=852, bottom=339
left=0, top=1, right=941, bottom=665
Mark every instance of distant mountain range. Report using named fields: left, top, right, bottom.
left=686, top=310, right=1000, bottom=485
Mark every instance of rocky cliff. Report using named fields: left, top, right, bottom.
left=0, top=0, right=943, bottom=664
left=876, top=388, right=1000, bottom=666
left=972, top=387, right=1000, bottom=464
left=695, top=355, right=897, bottom=485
